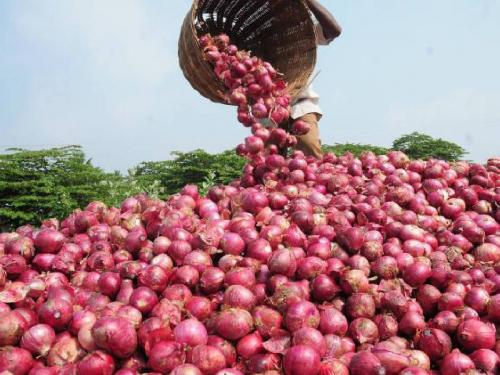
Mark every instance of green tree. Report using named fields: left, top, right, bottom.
left=322, top=143, right=390, bottom=157
left=0, top=146, right=139, bottom=231
left=133, top=149, right=245, bottom=196
left=392, top=132, right=467, bottom=161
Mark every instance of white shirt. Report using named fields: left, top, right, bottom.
left=290, top=21, right=332, bottom=120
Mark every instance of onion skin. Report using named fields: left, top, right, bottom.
left=319, top=359, right=349, bottom=375
left=456, top=319, right=496, bottom=351
left=318, top=307, right=348, bottom=336
left=348, top=318, right=379, bottom=345
left=0, top=311, right=28, bottom=346
left=283, top=345, right=321, bottom=375
left=440, top=349, right=475, bottom=375
left=0, top=346, right=33, bottom=375
left=215, top=308, right=253, bottom=340
left=20, top=324, right=56, bottom=357
left=174, top=318, right=208, bottom=347
left=349, top=351, right=385, bottom=375
left=148, top=341, right=186, bottom=373
left=285, top=300, right=320, bottom=332
left=236, top=332, right=263, bottom=359
left=76, top=350, right=115, bottom=375
left=253, top=306, right=282, bottom=338
left=190, top=344, right=227, bottom=375
left=416, top=328, right=452, bottom=361
left=37, top=298, right=73, bottom=332
left=470, top=348, right=499, bottom=373
left=91, top=317, right=137, bottom=359
left=292, top=328, right=326, bottom=358
left=47, top=335, right=84, bottom=367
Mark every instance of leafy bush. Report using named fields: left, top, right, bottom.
left=133, top=149, right=245, bottom=196
left=322, top=143, right=390, bottom=156
left=392, top=132, right=467, bottom=161
left=0, top=146, right=135, bottom=231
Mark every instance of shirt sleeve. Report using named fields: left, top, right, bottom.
left=314, top=22, right=333, bottom=46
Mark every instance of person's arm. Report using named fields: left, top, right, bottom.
left=305, top=0, right=342, bottom=41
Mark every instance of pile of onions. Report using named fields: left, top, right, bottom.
left=0, top=34, right=499, bottom=375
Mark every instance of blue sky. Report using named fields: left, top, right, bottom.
left=1, top=0, right=499, bottom=172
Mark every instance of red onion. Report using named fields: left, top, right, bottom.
left=236, top=332, right=264, bottom=359
left=292, top=327, right=326, bottom=357
left=47, top=335, right=84, bottom=367
left=373, top=314, right=398, bottom=340
left=430, top=310, right=459, bottom=334
left=163, top=284, right=192, bottom=305
left=416, top=328, right=452, bottom=361
left=283, top=345, right=321, bottom=375
left=438, top=292, right=464, bottom=313
left=380, top=290, right=409, bottom=319
left=174, top=318, right=208, bottom=347
left=0, top=346, right=33, bottom=375
left=470, top=348, right=498, bottom=373
left=348, top=318, right=379, bottom=344
left=34, top=229, right=65, bottom=254
left=346, top=293, right=376, bottom=319
left=349, top=351, right=385, bottom=375
left=402, top=261, right=431, bottom=287
left=200, top=267, right=225, bottom=294
left=253, top=306, right=282, bottom=338
left=247, top=353, right=281, bottom=373
left=372, top=256, right=399, bottom=279
left=464, top=287, right=490, bottom=315
left=318, top=306, right=348, bottom=336
left=215, top=308, right=253, bottom=340
left=20, top=324, right=56, bottom=357
left=372, top=348, right=410, bottom=375
left=268, top=248, right=297, bottom=277
left=224, top=267, right=256, bottom=289
left=398, top=311, right=426, bottom=337
left=0, top=311, right=28, bottom=346
left=91, top=316, right=137, bottom=358
left=97, top=272, right=121, bottom=297
left=185, top=296, right=213, bottom=320
left=457, top=319, right=496, bottom=351
left=207, top=335, right=237, bottom=368
left=440, top=349, right=475, bottom=375
left=339, top=269, right=369, bottom=294
left=473, top=243, right=500, bottom=262
left=148, top=341, right=186, bottom=373
left=223, top=285, right=256, bottom=310
left=319, top=359, right=349, bottom=375
left=285, top=300, right=320, bottom=332
left=220, top=232, right=245, bottom=255
left=189, top=344, right=227, bottom=374
left=129, top=286, right=158, bottom=314
left=487, top=294, right=500, bottom=322
left=37, top=298, right=72, bottom=332
left=77, top=351, right=115, bottom=375
left=416, top=284, right=441, bottom=316
left=78, top=322, right=97, bottom=352
left=170, top=364, right=203, bottom=375
left=311, top=274, right=340, bottom=302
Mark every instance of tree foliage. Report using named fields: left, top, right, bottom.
left=0, top=146, right=127, bottom=230
left=133, top=149, right=245, bottom=196
left=392, top=132, right=467, bottom=161
left=322, top=143, right=390, bottom=157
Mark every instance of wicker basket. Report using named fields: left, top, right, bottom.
left=178, top=0, right=317, bottom=104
